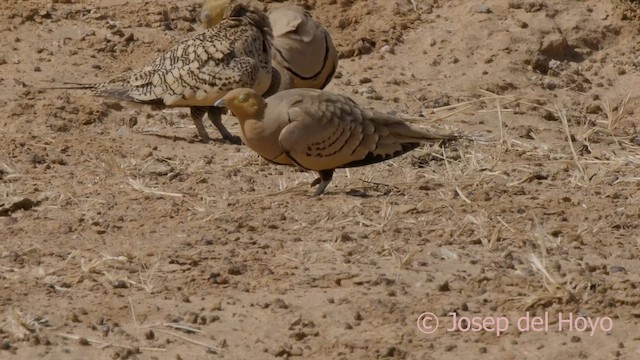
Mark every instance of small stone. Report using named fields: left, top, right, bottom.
left=609, top=266, right=626, bottom=273
left=206, top=315, right=220, bottom=323
left=474, top=4, right=492, bottom=13
left=111, top=280, right=128, bottom=289
left=359, top=77, right=372, bottom=84
left=29, top=154, right=46, bottom=164
left=570, top=335, right=581, bottom=343
left=383, top=346, right=402, bottom=357
left=208, top=272, right=229, bottom=285
left=1, top=197, right=35, bottom=215
left=273, top=298, right=288, bottom=309
left=437, top=281, right=451, bottom=292
left=210, top=300, right=223, bottom=311
left=186, top=312, right=198, bottom=324
left=70, top=312, right=81, bottom=323
left=144, top=161, right=172, bottom=176
left=227, top=264, right=247, bottom=275
left=269, top=346, right=289, bottom=357
left=544, top=78, right=557, bottom=90
left=380, top=45, right=394, bottom=54
left=139, top=148, right=153, bottom=160
left=289, top=347, right=303, bottom=356
left=115, top=126, right=130, bottom=136
left=127, top=116, right=138, bottom=128
left=585, top=102, right=602, bottom=114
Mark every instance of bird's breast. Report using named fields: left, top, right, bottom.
left=241, top=119, right=289, bottom=164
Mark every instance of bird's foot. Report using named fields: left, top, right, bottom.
left=310, top=170, right=334, bottom=197
left=223, top=134, right=242, bottom=145
left=198, top=135, right=211, bottom=144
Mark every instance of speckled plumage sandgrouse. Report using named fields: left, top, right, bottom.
left=215, top=88, right=460, bottom=196
left=201, top=0, right=338, bottom=93
left=60, top=3, right=273, bottom=144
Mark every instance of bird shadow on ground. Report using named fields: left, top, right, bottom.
left=142, top=132, right=235, bottom=145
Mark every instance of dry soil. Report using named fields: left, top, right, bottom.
left=1, top=0, right=640, bottom=359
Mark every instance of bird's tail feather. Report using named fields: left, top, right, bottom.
left=35, top=79, right=99, bottom=90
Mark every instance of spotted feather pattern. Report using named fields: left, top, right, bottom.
left=87, top=6, right=272, bottom=107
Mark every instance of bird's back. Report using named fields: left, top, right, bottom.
left=91, top=7, right=272, bottom=107
left=269, top=6, right=337, bottom=90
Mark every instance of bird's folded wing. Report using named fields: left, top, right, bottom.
left=278, top=92, right=458, bottom=170
left=93, top=53, right=259, bottom=107
left=277, top=92, right=380, bottom=171
left=143, top=31, right=234, bottom=72
left=90, top=23, right=262, bottom=106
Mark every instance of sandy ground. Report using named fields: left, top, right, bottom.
left=1, top=0, right=640, bottom=359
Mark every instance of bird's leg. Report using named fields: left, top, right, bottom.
left=311, top=169, right=334, bottom=196
left=190, top=107, right=210, bottom=143
left=207, top=107, right=241, bottom=145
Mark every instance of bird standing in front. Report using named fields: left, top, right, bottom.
left=58, top=3, right=273, bottom=144
left=215, top=88, right=461, bottom=196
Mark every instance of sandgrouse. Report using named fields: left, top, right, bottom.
left=201, top=0, right=338, bottom=93
left=215, top=88, right=460, bottom=196
left=58, top=3, right=273, bottom=144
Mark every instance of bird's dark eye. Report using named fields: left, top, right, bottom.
left=238, top=94, right=249, bottom=103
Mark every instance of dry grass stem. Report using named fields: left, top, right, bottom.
left=555, top=104, right=587, bottom=182
left=51, top=332, right=166, bottom=352
left=128, top=178, right=183, bottom=197
left=153, top=328, right=222, bottom=351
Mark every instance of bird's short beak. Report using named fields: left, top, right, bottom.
left=214, top=98, right=226, bottom=108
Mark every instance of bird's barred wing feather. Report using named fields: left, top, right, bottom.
left=89, top=20, right=265, bottom=106
left=277, top=91, right=444, bottom=171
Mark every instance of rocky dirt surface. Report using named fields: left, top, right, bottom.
left=2, top=0, right=640, bottom=359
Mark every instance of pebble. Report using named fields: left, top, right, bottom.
left=544, top=78, right=558, bottom=90
left=115, top=126, right=130, bottom=136
left=380, top=45, right=395, bottom=54
left=144, top=161, right=172, bottom=176
left=0, top=197, right=35, bottom=216
left=474, top=4, right=492, bottom=13
left=111, top=280, right=128, bottom=289
left=0, top=339, right=10, bottom=350
left=437, top=281, right=451, bottom=292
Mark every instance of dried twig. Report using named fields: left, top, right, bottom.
left=154, top=328, right=222, bottom=351
left=128, top=178, right=183, bottom=198
left=555, top=104, right=587, bottom=181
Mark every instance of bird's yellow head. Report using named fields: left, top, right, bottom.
left=215, top=88, right=266, bottom=122
left=200, top=0, right=232, bottom=28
